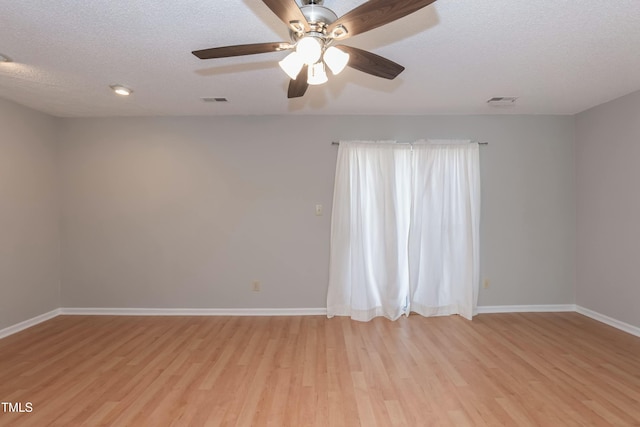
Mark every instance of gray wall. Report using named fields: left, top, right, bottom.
left=576, top=90, right=640, bottom=328
left=0, top=99, right=60, bottom=329
left=58, top=115, right=576, bottom=309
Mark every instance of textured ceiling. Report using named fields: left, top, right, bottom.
left=1, top=0, right=639, bottom=117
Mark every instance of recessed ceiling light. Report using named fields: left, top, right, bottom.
left=110, top=84, right=133, bottom=96
left=0, top=53, right=12, bottom=63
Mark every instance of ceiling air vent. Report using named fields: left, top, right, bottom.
left=201, top=97, right=228, bottom=103
left=487, top=97, right=518, bottom=107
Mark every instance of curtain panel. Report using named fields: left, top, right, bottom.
left=327, top=140, right=480, bottom=321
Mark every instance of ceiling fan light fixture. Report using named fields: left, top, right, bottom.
left=307, top=62, right=328, bottom=85
left=296, top=36, right=323, bottom=65
left=279, top=51, right=305, bottom=79
left=323, top=46, right=349, bottom=75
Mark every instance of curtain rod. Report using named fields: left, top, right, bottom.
left=331, top=141, right=488, bottom=146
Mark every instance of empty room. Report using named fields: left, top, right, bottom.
left=1, top=0, right=640, bottom=425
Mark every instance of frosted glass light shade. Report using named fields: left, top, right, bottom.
left=323, top=46, right=349, bottom=75
left=279, top=52, right=304, bottom=79
left=307, top=62, right=328, bottom=85
left=296, top=37, right=322, bottom=65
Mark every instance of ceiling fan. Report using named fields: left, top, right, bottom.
left=192, top=0, right=438, bottom=98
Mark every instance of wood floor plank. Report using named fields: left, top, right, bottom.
left=1, top=313, right=640, bottom=426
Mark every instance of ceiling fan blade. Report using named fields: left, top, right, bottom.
left=327, top=0, right=437, bottom=40
left=287, top=66, right=309, bottom=98
left=262, top=0, right=310, bottom=33
left=192, top=42, right=292, bottom=60
left=336, top=46, right=405, bottom=80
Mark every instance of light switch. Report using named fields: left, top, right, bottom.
left=315, top=204, right=323, bottom=216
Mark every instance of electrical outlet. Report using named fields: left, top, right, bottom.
left=252, top=281, right=261, bottom=292
left=482, top=279, right=490, bottom=289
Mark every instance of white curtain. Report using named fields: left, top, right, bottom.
left=327, top=140, right=480, bottom=321
left=327, top=141, right=412, bottom=321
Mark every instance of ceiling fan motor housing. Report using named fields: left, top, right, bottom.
left=294, top=4, right=338, bottom=40
left=300, top=4, right=337, bottom=24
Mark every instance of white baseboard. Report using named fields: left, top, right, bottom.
left=65, top=306, right=574, bottom=317
left=476, top=304, right=576, bottom=314
left=3, top=305, right=639, bottom=341
left=0, top=308, right=61, bottom=340
left=59, top=307, right=328, bottom=316
left=576, top=305, right=640, bottom=338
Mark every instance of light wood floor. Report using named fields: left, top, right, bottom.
left=1, top=313, right=640, bottom=426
